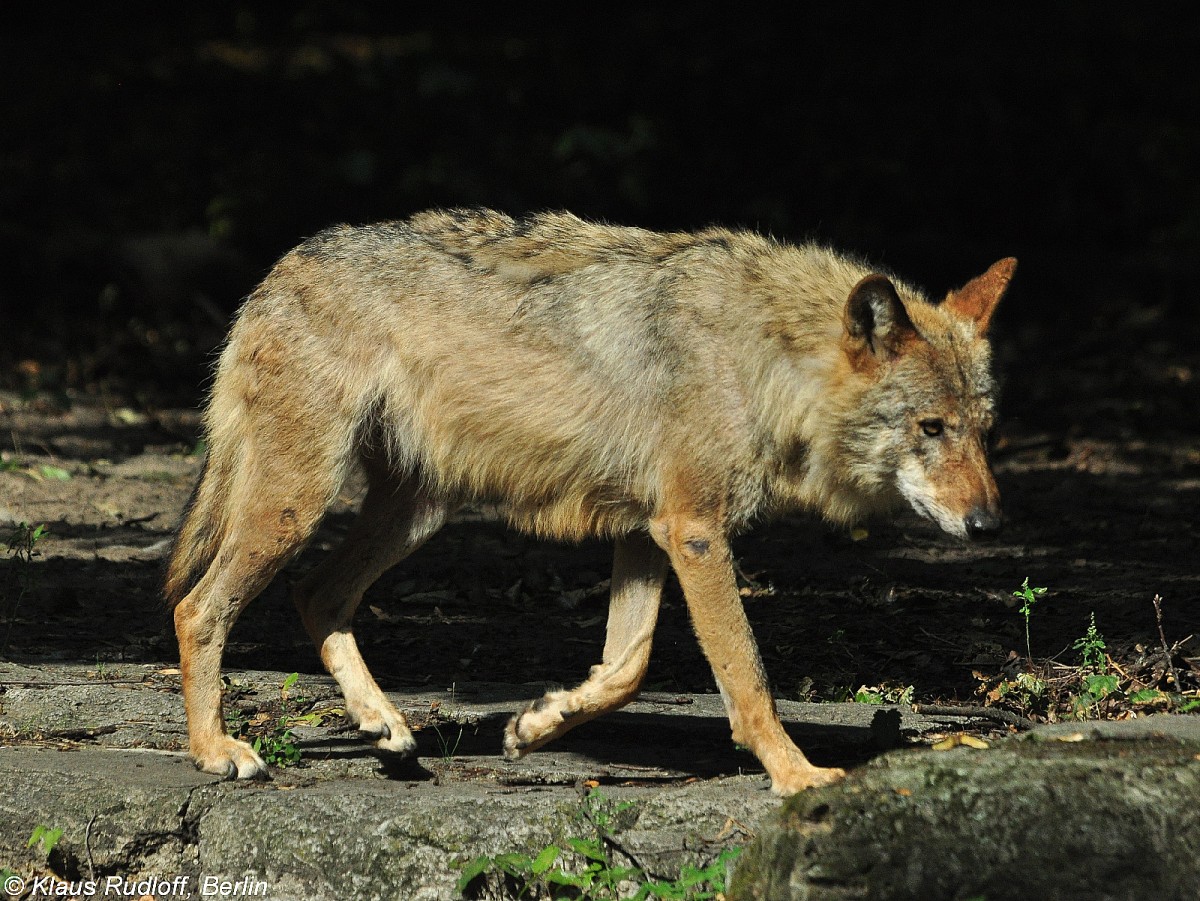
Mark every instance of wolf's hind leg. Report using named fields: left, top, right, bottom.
left=293, top=467, right=447, bottom=758
left=504, top=531, right=668, bottom=758
left=174, top=439, right=338, bottom=779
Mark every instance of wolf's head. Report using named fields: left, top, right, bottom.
left=840, top=258, right=1016, bottom=540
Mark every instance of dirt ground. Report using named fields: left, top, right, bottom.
left=1, top=322, right=1198, bottom=765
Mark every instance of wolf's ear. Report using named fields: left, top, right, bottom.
left=943, top=257, right=1017, bottom=334
left=845, top=274, right=918, bottom=357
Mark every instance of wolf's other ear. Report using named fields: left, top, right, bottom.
left=845, top=274, right=918, bottom=357
left=943, top=257, right=1017, bottom=334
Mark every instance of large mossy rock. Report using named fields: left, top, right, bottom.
left=731, top=722, right=1200, bottom=901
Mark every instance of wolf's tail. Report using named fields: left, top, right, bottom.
left=164, top=445, right=235, bottom=608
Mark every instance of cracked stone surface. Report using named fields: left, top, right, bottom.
left=5, top=714, right=1200, bottom=899
left=0, top=749, right=209, bottom=882
left=0, top=663, right=976, bottom=899
left=0, top=744, right=776, bottom=900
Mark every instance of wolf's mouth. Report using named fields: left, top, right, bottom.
left=902, top=492, right=970, bottom=540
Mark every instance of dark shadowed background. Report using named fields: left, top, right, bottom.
left=3, top=3, right=1198, bottom=438
left=0, top=4, right=1198, bottom=738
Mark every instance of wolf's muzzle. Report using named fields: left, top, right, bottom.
left=964, top=507, right=1003, bottom=540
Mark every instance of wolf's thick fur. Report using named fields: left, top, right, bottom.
left=167, top=209, right=1014, bottom=793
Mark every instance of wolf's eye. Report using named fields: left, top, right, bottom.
left=920, top=418, right=944, bottom=437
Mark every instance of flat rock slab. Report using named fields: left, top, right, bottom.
left=0, top=746, right=772, bottom=901
left=731, top=716, right=1200, bottom=901
left=0, top=662, right=987, bottom=899
left=5, top=661, right=1198, bottom=899
left=0, top=663, right=950, bottom=781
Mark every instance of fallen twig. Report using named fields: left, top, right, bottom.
left=40, top=725, right=119, bottom=741
left=914, top=704, right=1036, bottom=732
left=0, top=679, right=152, bottom=687
left=1152, top=594, right=1180, bottom=692
left=576, top=780, right=671, bottom=882
left=85, top=813, right=98, bottom=882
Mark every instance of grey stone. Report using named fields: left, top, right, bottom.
left=730, top=721, right=1200, bottom=901
left=0, top=747, right=773, bottom=900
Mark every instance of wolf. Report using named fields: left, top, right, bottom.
left=165, top=208, right=1014, bottom=794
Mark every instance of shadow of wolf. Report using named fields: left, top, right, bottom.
left=166, top=208, right=1014, bottom=794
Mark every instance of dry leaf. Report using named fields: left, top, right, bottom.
left=933, top=733, right=989, bottom=751
left=369, top=604, right=402, bottom=624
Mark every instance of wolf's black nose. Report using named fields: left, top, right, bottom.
left=965, top=508, right=1003, bottom=539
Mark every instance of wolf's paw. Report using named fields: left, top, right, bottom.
left=356, top=710, right=417, bottom=758
left=769, top=764, right=846, bottom=796
left=192, top=735, right=270, bottom=780
left=502, top=711, right=535, bottom=759
left=503, top=692, right=575, bottom=759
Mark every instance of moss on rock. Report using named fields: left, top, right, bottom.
left=732, top=733, right=1200, bottom=901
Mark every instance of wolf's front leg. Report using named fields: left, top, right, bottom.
left=650, top=513, right=845, bottom=795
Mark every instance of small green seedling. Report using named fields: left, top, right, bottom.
left=1073, top=612, right=1107, bottom=671
left=994, top=671, right=1046, bottom=712
left=27, top=825, right=63, bottom=858
left=252, top=726, right=302, bottom=767
left=1013, top=577, right=1047, bottom=662
left=851, top=684, right=914, bottom=706
left=455, top=789, right=741, bottom=899
left=5, top=522, right=47, bottom=562
left=3, top=522, right=48, bottom=653
left=1072, top=673, right=1121, bottom=720
left=229, top=672, right=305, bottom=768
left=433, top=724, right=465, bottom=762
left=853, top=688, right=884, bottom=705
left=1, top=826, right=66, bottom=898
left=280, top=671, right=300, bottom=702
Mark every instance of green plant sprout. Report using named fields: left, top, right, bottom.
left=456, top=788, right=741, bottom=899
left=27, top=825, right=63, bottom=858
left=1013, top=577, right=1047, bottom=662
left=229, top=672, right=304, bottom=768
left=434, top=724, right=465, bottom=762
left=1072, top=612, right=1107, bottom=672
left=4, top=522, right=47, bottom=564
left=3, top=522, right=48, bottom=653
